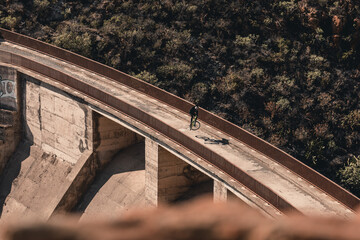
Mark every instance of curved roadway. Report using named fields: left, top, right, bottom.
left=0, top=32, right=358, bottom=218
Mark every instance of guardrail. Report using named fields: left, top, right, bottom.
left=0, top=27, right=359, bottom=211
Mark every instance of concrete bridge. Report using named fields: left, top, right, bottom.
left=0, top=28, right=358, bottom=220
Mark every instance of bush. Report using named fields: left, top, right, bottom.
left=34, top=0, right=50, bottom=10
left=0, top=16, right=19, bottom=29
left=52, top=25, right=94, bottom=58
left=339, top=156, right=360, bottom=195
left=234, top=34, right=258, bottom=48
left=134, top=71, right=158, bottom=85
left=342, top=110, right=360, bottom=130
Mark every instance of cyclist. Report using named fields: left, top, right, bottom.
left=189, top=105, right=199, bottom=130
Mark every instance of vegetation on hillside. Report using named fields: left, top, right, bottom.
left=0, top=0, right=359, bottom=195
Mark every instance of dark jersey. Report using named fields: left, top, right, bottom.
left=189, top=106, right=198, bottom=116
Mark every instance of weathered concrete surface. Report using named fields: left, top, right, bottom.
left=145, top=138, right=211, bottom=206
left=213, top=180, right=246, bottom=204
left=0, top=66, right=17, bottom=110
left=0, top=140, right=94, bottom=221
left=2, top=197, right=360, bottom=240
left=0, top=66, right=21, bottom=175
left=0, top=41, right=355, bottom=218
left=0, top=142, right=73, bottom=220
left=75, top=142, right=145, bottom=221
left=22, top=74, right=92, bottom=164
left=51, top=149, right=95, bottom=216
left=1, top=70, right=146, bottom=220
left=78, top=140, right=212, bottom=221
left=69, top=116, right=146, bottom=221
left=94, top=113, right=143, bottom=166
left=0, top=71, right=96, bottom=220
left=213, top=180, right=228, bottom=203
left=0, top=110, right=20, bottom=174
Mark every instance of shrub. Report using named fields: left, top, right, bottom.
left=341, top=110, right=360, bottom=130
left=234, top=34, right=258, bottom=48
left=276, top=98, right=291, bottom=112
left=53, top=25, right=94, bottom=58
left=339, top=156, right=360, bottom=194
left=306, top=69, right=322, bottom=84
left=0, top=16, right=19, bottom=29
left=134, top=71, right=158, bottom=85
left=34, top=0, right=50, bottom=10
left=272, top=75, right=295, bottom=95
left=276, top=0, right=297, bottom=15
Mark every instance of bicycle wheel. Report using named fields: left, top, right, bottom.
left=192, top=120, right=201, bottom=130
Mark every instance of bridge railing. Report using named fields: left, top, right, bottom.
left=0, top=28, right=359, bottom=211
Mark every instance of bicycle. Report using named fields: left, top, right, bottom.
left=190, top=117, right=200, bottom=130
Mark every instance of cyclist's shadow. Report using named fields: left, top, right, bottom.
left=195, top=135, right=229, bottom=145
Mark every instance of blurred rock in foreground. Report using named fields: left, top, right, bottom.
left=1, top=196, right=359, bottom=240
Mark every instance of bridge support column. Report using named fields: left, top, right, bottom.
left=213, top=180, right=228, bottom=203
left=145, top=138, right=208, bottom=206
left=214, top=180, right=246, bottom=204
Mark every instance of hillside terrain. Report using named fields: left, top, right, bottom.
left=0, top=0, right=359, bottom=195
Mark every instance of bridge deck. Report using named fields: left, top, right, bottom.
left=0, top=41, right=354, bottom=218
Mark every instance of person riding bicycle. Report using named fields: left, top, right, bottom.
left=189, top=105, right=199, bottom=130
